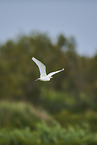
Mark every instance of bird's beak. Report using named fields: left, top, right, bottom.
left=50, top=77, right=53, bottom=78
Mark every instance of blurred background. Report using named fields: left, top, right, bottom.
left=0, top=0, right=97, bottom=145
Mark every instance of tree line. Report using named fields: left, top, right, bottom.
left=0, top=33, right=97, bottom=112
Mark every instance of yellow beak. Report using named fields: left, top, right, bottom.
left=50, top=77, right=53, bottom=78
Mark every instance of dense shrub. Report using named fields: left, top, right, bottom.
left=0, top=101, right=55, bottom=130
left=0, top=124, right=97, bottom=145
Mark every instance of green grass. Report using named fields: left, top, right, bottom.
left=0, top=124, right=97, bottom=145
left=0, top=101, right=97, bottom=145
left=0, top=101, right=56, bottom=130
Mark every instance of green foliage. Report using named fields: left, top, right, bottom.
left=0, top=102, right=97, bottom=145
left=0, top=101, right=55, bottom=130
left=0, top=128, right=37, bottom=145
left=0, top=123, right=97, bottom=145
left=0, top=33, right=97, bottom=111
left=0, top=33, right=97, bottom=144
left=54, top=109, right=97, bottom=132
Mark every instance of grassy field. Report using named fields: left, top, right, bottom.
left=0, top=101, right=97, bottom=145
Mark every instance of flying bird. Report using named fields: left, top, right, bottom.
left=32, top=57, right=64, bottom=81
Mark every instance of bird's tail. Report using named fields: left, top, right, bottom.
left=35, top=78, right=39, bottom=81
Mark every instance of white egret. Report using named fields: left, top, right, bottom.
left=32, top=57, right=64, bottom=81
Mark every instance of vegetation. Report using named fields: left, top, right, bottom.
left=0, top=32, right=97, bottom=144
left=0, top=102, right=97, bottom=145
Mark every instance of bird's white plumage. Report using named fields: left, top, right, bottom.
left=32, top=57, right=46, bottom=77
left=48, top=68, right=64, bottom=77
left=32, top=57, right=64, bottom=81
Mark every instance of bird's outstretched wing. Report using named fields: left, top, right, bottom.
left=32, top=57, right=47, bottom=77
left=48, top=68, right=64, bottom=77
